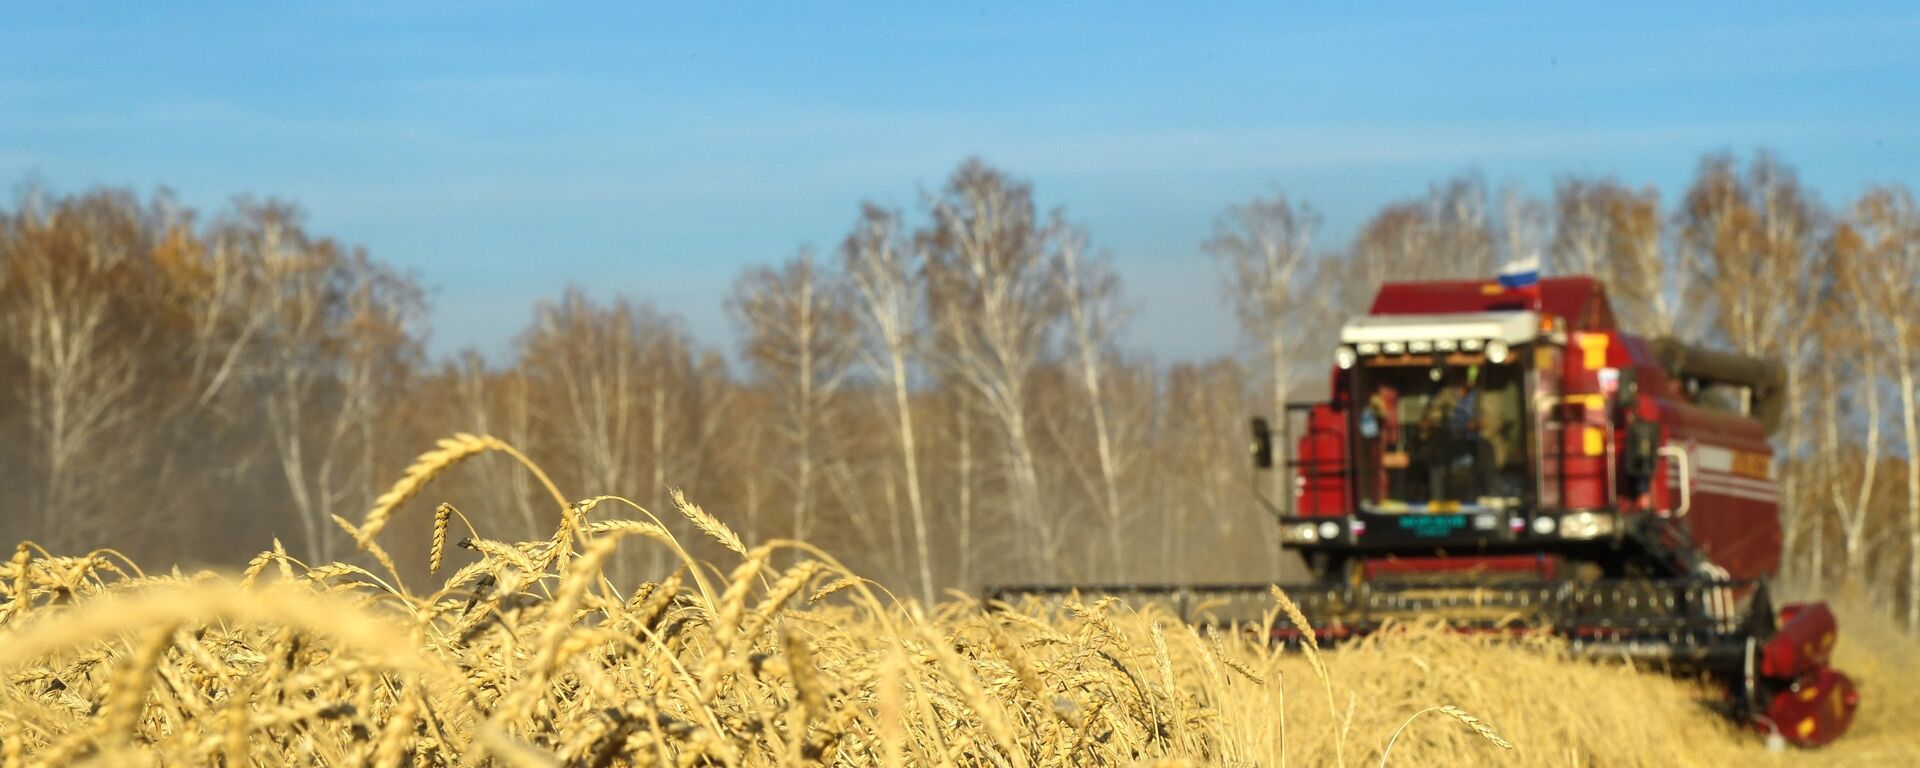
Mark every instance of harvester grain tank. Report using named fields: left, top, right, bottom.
left=992, top=276, right=1859, bottom=747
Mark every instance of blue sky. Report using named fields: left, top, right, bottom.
left=5, top=3, right=1918, bottom=364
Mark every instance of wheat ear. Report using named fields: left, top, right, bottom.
left=1379, top=704, right=1514, bottom=767
left=429, top=503, right=453, bottom=574
left=670, top=487, right=745, bottom=556
left=358, top=433, right=501, bottom=547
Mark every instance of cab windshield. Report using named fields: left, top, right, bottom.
left=1351, top=355, right=1528, bottom=513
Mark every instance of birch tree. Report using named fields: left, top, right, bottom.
left=450, top=354, right=542, bottom=538
left=922, top=160, right=1063, bottom=581
left=1818, top=223, right=1884, bottom=589
left=728, top=251, right=859, bottom=549
left=1550, top=178, right=1674, bottom=336
left=0, top=191, right=156, bottom=549
left=1606, top=184, right=1676, bottom=338
left=1848, top=185, right=1920, bottom=631
left=1207, top=193, right=1318, bottom=500
left=841, top=204, right=938, bottom=605
left=519, top=290, right=647, bottom=576
left=1054, top=227, right=1132, bottom=577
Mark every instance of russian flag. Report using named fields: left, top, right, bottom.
left=1497, top=255, right=1542, bottom=310
left=1497, top=255, right=1541, bottom=290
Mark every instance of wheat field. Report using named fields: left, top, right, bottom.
left=0, top=435, right=1914, bottom=767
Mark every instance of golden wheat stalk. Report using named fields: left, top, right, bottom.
left=1379, top=703, right=1515, bottom=766
left=102, top=622, right=179, bottom=747
left=740, top=561, right=824, bottom=641
left=6, top=544, right=32, bottom=621
left=240, top=550, right=276, bottom=588
left=670, top=486, right=745, bottom=556
left=429, top=503, right=454, bottom=574
left=358, top=433, right=502, bottom=547
left=1273, top=583, right=1344, bottom=768
left=808, top=576, right=858, bottom=605
left=1209, top=632, right=1264, bottom=686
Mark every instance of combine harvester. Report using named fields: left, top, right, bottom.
left=992, top=274, right=1859, bottom=746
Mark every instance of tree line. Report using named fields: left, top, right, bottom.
left=3, top=152, right=1918, bottom=630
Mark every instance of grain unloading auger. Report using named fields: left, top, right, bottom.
left=988, top=276, right=1858, bottom=747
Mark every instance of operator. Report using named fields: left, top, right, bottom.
left=1476, top=370, right=1522, bottom=498
left=1414, top=369, right=1470, bottom=500
left=1477, top=373, right=1517, bottom=465
left=1447, top=366, right=1479, bottom=435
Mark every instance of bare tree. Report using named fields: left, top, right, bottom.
left=1160, top=361, right=1268, bottom=580
left=1054, top=227, right=1132, bottom=577
left=1425, top=173, right=1498, bottom=276
left=1815, top=224, right=1884, bottom=590
left=728, top=251, right=859, bottom=549
left=231, top=203, right=421, bottom=565
left=1606, top=184, right=1675, bottom=338
left=1500, top=183, right=1549, bottom=266
left=922, top=159, right=1063, bottom=581
left=1326, top=174, right=1501, bottom=319
left=449, top=354, right=542, bottom=538
left=1847, top=185, right=1920, bottom=631
left=842, top=204, right=938, bottom=605
left=0, top=191, right=156, bottom=549
left=518, top=290, right=649, bottom=577
left=1550, top=178, right=1674, bottom=335
left=1207, top=193, right=1318, bottom=500
left=1552, top=178, right=1612, bottom=278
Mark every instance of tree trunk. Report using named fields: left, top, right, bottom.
left=891, top=350, right=936, bottom=607
left=1895, top=339, right=1920, bottom=632
left=956, top=393, right=974, bottom=591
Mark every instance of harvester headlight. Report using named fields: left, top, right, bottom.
left=1280, top=522, right=1319, bottom=544
left=1560, top=511, right=1614, bottom=540
left=1462, top=339, right=1484, bottom=351
left=1335, top=346, right=1358, bottom=370
left=1409, top=340, right=1432, bottom=353
left=1486, top=340, right=1510, bottom=364
left=1531, top=516, right=1557, bottom=535
left=1318, top=521, right=1342, bottom=541
left=1436, top=339, right=1457, bottom=351
left=1383, top=341, right=1405, bottom=354
left=1357, top=342, right=1379, bottom=355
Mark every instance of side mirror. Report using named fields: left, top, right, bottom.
left=1617, top=367, right=1640, bottom=413
left=1250, top=417, right=1274, bottom=470
left=1626, top=421, right=1659, bottom=477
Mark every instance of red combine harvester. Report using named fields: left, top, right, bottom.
left=992, top=276, right=1859, bottom=747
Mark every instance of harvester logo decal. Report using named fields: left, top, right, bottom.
left=1672, top=444, right=1777, bottom=503
left=1730, top=451, right=1772, bottom=480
